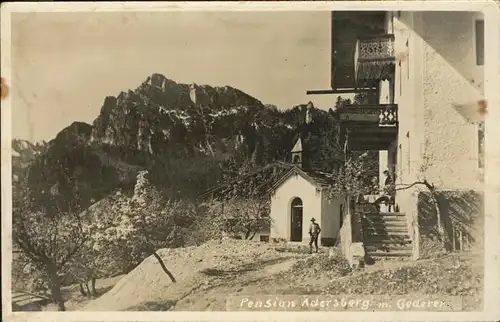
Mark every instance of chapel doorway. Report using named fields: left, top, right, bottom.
left=290, top=197, right=303, bottom=242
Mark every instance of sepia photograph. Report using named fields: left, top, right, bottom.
left=1, top=1, right=500, bottom=320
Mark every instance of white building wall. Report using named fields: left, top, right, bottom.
left=389, top=12, right=484, bottom=219
left=320, top=191, right=344, bottom=242
left=378, top=79, right=391, bottom=191
left=392, top=12, right=417, bottom=185
left=420, top=11, right=484, bottom=191
left=269, top=174, right=322, bottom=241
left=269, top=174, right=343, bottom=243
left=390, top=11, right=421, bottom=216
left=394, top=11, right=484, bottom=191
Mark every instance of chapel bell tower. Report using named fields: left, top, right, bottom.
left=291, top=138, right=303, bottom=168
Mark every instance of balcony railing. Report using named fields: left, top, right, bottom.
left=354, top=34, right=396, bottom=84
left=338, top=104, right=398, bottom=127
left=356, top=34, right=395, bottom=61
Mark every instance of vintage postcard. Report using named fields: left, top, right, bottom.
left=2, top=1, right=500, bottom=321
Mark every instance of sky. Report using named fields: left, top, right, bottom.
left=11, top=11, right=339, bottom=142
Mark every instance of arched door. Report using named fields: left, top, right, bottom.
left=290, top=197, right=303, bottom=242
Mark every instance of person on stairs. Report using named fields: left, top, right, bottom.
left=309, top=218, right=321, bottom=254
left=383, top=170, right=396, bottom=212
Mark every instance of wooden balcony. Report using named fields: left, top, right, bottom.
left=329, top=11, right=388, bottom=91
left=337, top=104, right=398, bottom=151
left=338, top=104, right=398, bottom=126
left=354, top=35, right=396, bottom=85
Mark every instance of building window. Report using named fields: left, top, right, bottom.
left=475, top=20, right=484, bottom=66
left=398, top=144, right=403, bottom=180
left=340, top=204, right=344, bottom=228
left=399, top=62, right=402, bottom=96
left=260, top=235, right=270, bottom=242
left=389, top=78, right=395, bottom=104
left=406, top=132, right=411, bottom=174
left=406, top=38, right=410, bottom=79
left=478, top=121, right=485, bottom=168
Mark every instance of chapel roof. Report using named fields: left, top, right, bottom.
left=199, top=163, right=338, bottom=201
left=267, top=165, right=336, bottom=193
left=291, top=138, right=303, bottom=153
left=198, top=162, right=293, bottom=200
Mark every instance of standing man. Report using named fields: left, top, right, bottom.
left=309, top=218, right=321, bottom=254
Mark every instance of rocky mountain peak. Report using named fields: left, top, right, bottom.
left=54, top=122, right=93, bottom=145
left=13, top=74, right=346, bottom=208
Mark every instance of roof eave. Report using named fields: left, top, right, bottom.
left=268, top=166, right=334, bottom=194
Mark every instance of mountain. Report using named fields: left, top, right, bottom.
left=91, top=74, right=264, bottom=157
left=17, top=121, right=139, bottom=214
left=12, top=139, right=48, bottom=183
left=13, top=73, right=344, bottom=212
left=89, top=74, right=331, bottom=165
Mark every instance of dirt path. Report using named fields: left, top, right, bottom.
left=80, top=250, right=427, bottom=311
left=172, top=256, right=298, bottom=311
left=171, top=253, right=419, bottom=311
left=81, top=240, right=310, bottom=311
left=73, top=240, right=483, bottom=312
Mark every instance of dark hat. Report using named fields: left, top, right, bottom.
left=311, top=217, right=316, bottom=222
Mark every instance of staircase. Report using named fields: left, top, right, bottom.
left=361, top=212, right=413, bottom=258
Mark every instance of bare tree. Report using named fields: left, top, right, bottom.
left=327, top=151, right=379, bottom=202
left=200, top=160, right=284, bottom=240
left=327, top=140, right=449, bottom=250
left=88, top=171, right=198, bottom=283
left=12, top=181, right=89, bottom=311
left=395, top=157, right=444, bottom=235
left=203, top=197, right=272, bottom=240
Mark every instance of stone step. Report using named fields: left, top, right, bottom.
left=362, top=224, right=408, bottom=230
left=362, top=212, right=406, bottom=217
left=363, top=227, right=408, bottom=234
left=365, top=234, right=409, bottom=241
left=363, top=229, right=410, bottom=239
left=363, top=235, right=412, bottom=244
left=361, top=216, right=407, bottom=222
left=362, top=224, right=408, bottom=229
left=363, top=212, right=406, bottom=217
left=361, top=216, right=406, bottom=221
left=365, top=245, right=413, bottom=251
left=365, top=245, right=413, bottom=252
left=363, top=228, right=408, bottom=233
left=363, top=225, right=409, bottom=230
left=364, top=236, right=410, bottom=242
left=366, top=251, right=413, bottom=258
left=363, top=231, right=409, bottom=237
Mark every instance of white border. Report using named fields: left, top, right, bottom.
left=1, top=1, right=499, bottom=321
left=482, top=2, right=500, bottom=321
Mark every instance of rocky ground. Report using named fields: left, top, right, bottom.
left=40, top=240, right=483, bottom=311
left=280, top=252, right=483, bottom=311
